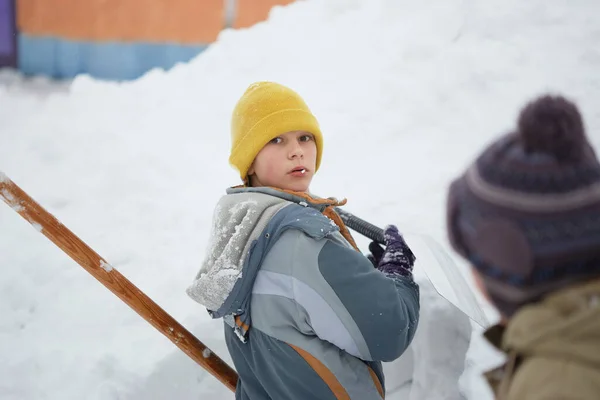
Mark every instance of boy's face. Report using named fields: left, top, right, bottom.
left=248, top=130, right=317, bottom=192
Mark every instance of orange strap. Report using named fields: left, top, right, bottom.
left=234, top=316, right=250, bottom=332
left=288, top=344, right=351, bottom=400
left=278, top=189, right=360, bottom=252
left=367, top=366, right=385, bottom=398
left=322, top=206, right=359, bottom=251
left=289, top=343, right=384, bottom=399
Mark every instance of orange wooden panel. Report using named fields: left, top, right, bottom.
left=234, top=0, right=295, bottom=29
left=17, top=0, right=224, bottom=43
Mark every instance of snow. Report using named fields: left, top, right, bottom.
left=1, top=188, right=14, bottom=202
left=186, top=196, right=273, bottom=312
left=31, top=222, right=43, bottom=232
left=0, top=188, right=24, bottom=213
left=1, top=0, right=599, bottom=399
left=100, top=260, right=114, bottom=272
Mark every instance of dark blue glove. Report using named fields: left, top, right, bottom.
left=376, top=225, right=416, bottom=277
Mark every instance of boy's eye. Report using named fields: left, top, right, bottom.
left=299, top=135, right=314, bottom=142
left=270, top=137, right=283, bottom=144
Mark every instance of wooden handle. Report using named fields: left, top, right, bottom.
left=0, top=173, right=238, bottom=392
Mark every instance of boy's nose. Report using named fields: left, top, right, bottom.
left=289, top=143, right=304, bottom=159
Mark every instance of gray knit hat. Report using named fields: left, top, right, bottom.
left=447, top=94, right=600, bottom=317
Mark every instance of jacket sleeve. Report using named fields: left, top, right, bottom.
left=317, top=235, right=420, bottom=361
left=279, top=230, right=420, bottom=362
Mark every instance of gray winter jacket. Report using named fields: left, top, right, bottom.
left=187, top=187, right=420, bottom=399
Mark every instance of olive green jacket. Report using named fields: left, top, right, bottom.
left=484, top=279, right=600, bottom=400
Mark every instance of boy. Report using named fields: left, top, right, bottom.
left=187, top=81, right=420, bottom=399
left=446, top=95, right=600, bottom=399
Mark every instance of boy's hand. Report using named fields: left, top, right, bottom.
left=377, top=225, right=416, bottom=277
left=366, top=241, right=385, bottom=267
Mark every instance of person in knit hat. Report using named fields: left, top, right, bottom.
left=228, top=81, right=324, bottom=189
left=187, top=81, right=420, bottom=399
left=447, top=94, right=600, bottom=399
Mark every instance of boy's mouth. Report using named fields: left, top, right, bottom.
left=289, top=166, right=308, bottom=176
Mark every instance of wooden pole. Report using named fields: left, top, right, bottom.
left=0, top=172, right=238, bottom=392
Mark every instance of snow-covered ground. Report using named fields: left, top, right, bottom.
left=1, top=0, right=599, bottom=398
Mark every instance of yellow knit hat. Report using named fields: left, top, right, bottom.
left=229, top=81, right=323, bottom=181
